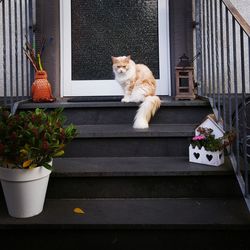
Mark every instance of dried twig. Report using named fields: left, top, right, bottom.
left=23, top=49, right=38, bottom=71
left=23, top=35, right=50, bottom=72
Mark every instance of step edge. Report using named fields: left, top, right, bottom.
left=75, top=124, right=196, bottom=138
left=0, top=198, right=249, bottom=229
left=18, top=100, right=211, bottom=109
left=52, top=157, right=234, bottom=177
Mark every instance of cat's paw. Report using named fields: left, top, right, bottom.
left=129, top=93, right=145, bottom=103
left=129, top=97, right=142, bottom=103
left=121, top=97, right=130, bottom=103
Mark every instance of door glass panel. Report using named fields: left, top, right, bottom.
left=71, top=0, right=159, bottom=81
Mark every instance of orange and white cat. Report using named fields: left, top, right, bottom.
left=112, top=55, right=161, bottom=129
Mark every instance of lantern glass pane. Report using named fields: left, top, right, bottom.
left=180, top=78, right=189, bottom=87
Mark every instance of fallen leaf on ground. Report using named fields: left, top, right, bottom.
left=73, top=207, right=85, bottom=214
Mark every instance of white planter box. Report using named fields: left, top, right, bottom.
left=189, top=145, right=224, bottom=167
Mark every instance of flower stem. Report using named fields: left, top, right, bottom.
left=37, top=53, right=43, bottom=71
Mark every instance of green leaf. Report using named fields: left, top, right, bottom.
left=53, top=150, right=64, bottom=157
left=43, top=162, right=53, bottom=170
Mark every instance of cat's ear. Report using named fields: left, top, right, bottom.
left=126, top=55, right=131, bottom=61
left=111, top=56, right=117, bottom=64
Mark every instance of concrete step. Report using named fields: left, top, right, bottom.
left=18, top=98, right=212, bottom=125
left=65, top=124, right=196, bottom=157
left=0, top=197, right=249, bottom=250
left=75, top=124, right=196, bottom=138
left=43, top=156, right=242, bottom=199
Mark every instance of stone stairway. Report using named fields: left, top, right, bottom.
left=0, top=98, right=250, bottom=250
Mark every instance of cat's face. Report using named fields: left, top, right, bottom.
left=112, top=56, right=131, bottom=74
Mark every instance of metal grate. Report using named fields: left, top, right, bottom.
left=0, top=0, right=35, bottom=111
left=195, top=0, right=250, bottom=210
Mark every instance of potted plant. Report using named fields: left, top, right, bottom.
left=189, top=127, right=235, bottom=166
left=0, top=108, right=77, bottom=218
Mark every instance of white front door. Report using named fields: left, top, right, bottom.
left=60, top=0, right=171, bottom=97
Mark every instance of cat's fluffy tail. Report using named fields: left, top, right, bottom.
left=133, top=96, right=161, bottom=129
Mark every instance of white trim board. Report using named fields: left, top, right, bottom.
left=60, top=0, right=171, bottom=97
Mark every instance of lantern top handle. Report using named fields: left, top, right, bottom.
left=177, top=54, right=191, bottom=68
left=177, top=52, right=201, bottom=68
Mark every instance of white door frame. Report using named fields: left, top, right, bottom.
left=60, top=0, right=171, bottom=97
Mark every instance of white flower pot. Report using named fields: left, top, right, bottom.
left=189, top=145, right=224, bottom=167
left=0, top=166, right=51, bottom=218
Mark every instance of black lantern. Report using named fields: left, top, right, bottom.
left=175, top=54, right=195, bottom=100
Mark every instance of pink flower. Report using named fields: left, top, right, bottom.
left=192, top=135, right=205, bottom=141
